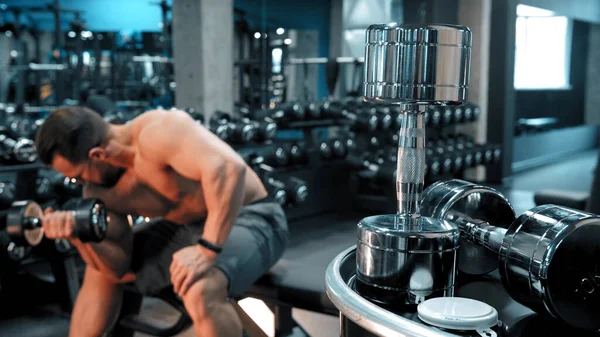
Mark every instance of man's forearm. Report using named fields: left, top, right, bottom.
left=201, top=163, right=247, bottom=247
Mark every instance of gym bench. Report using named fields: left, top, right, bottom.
left=112, top=212, right=361, bottom=337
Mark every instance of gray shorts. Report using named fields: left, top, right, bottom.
left=130, top=200, right=289, bottom=297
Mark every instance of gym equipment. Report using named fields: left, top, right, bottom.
left=208, top=119, right=230, bottom=141
left=0, top=133, right=37, bottom=164
left=356, top=23, right=471, bottom=305
left=213, top=111, right=256, bottom=144
left=288, top=143, right=308, bottom=165
left=421, top=179, right=600, bottom=330
left=1, top=198, right=108, bottom=250
left=322, top=100, right=379, bottom=132
left=346, top=153, right=396, bottom=185
left=0, top=181, right=16, bottom=210
left=319, top=141, right=333, bottom=160
left=250, top=116, right=278, bottom=141
left=252, top=163, right=304, bottom=206
left=5, top=114, right=34, bottom=139
left=280, top=176, right=308, bottom=205
left=374, top=106, right=392, bottom=130
left=305, top=101, right=322, bottom=119
left=261, top=144, right=290, bottom=167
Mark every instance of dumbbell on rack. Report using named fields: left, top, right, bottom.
left=212, top=111, right=256, bottom=144
left=0, top=131, right=37, bottom=164
left=421, top=179, right=600, bottom=330
left=346, top=152, right=396, bottom=185
left=254, top=164, right=308, bottom=206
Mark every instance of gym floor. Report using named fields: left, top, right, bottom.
left=0, top=149, right=596, bottom=337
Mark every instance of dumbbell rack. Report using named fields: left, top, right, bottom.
left=234, top=118, right=355, bottom=221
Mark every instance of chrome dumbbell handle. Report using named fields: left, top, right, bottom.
left=396, top=105, right=426, bottom=218
left=448, top=213, right=507, bottom=254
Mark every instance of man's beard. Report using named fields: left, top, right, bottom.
left=100, top=167, right=126, bottom=188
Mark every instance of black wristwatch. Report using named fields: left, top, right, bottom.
left=198, top=237, right=223, bottom=254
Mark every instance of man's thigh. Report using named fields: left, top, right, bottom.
left=131, top=201, right=288, bottom=297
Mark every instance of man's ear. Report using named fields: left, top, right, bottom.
left=88, top=147, right=106, bottom=160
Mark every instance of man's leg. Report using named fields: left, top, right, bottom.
left=181, top=268, right=242, bottom=337
left=69, top=267, right=126, bottom=337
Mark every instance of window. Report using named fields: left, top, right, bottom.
left=514, top=4, right=572, bottom=90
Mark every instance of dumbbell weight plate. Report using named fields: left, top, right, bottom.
left=6, top=200, right=44, bottom=246
left=501, top=204, right=600, bottom=330
left=68, top=198, right=109, bottom=242
left=420, top=180, right=516, bottom=275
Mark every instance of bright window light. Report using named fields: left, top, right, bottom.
left=514, top=4, right=572, bottom=90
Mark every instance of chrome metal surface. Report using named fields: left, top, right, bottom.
left=356, top=214, right=459, bottom=305
left=13, top=138, right=38, bottom=163
left=500, top=204, right=600, bottom=330
left=326, top=246, right=460, bottom=337
left=396, top=106, right=426, bottom=216
left=363, top=24, right=471, bottom=104
left=420, top=179, right=516, bottom=275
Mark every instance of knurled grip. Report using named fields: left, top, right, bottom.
left=396, top=110, right=425, bottom=216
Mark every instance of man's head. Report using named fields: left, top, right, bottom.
left=36, top=106, right=122, bottom=186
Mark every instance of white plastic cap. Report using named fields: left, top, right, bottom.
left=417, top=297, right=498, bottom=331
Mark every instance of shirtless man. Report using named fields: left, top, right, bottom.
left=34, top=106, right=289, bottom=337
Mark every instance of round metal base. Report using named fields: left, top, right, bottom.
left=356, top=214, right=460, bottom=305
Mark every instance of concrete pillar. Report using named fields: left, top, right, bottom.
left=457, top=0, right=492, bottom=182
left=172, top=0, right=233, bottom=119
left=585, top=23, right=600, bottom=127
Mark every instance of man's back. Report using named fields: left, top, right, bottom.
left=85, top=109, right=267, bottom=223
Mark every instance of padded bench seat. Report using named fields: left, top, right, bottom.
left=246, top=212, right=362, bottom=315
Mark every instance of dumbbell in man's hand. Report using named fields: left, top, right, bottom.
left=7, top=198, right=110, bottom=245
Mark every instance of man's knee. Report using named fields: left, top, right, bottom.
left=181, top=269, right=229, bottom=322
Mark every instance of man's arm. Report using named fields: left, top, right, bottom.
left=69, top=185, right=133, bottom=280
left=140, top=110, right=247, bottom=249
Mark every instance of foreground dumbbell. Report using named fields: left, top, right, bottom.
left=2, top=198, right=109, bottom=248
left=421, top=179, right=600, bottom=330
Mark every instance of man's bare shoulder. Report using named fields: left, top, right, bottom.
left=134, top=109, right=202, bottom=160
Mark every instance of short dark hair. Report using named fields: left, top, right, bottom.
left=35, top=106, right=108, bottom=165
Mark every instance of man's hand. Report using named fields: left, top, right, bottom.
left=170, top=245, right=218, bottom=297
left=42, top=207, right=77, bottom=241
